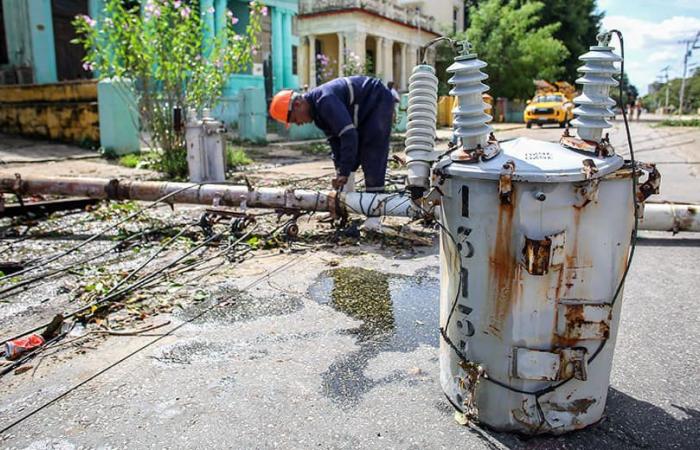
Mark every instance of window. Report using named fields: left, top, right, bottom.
left=292, top=45, right=298, bottom=76
left=453, top=7, right=459, bottom=34
left=0, top=2, right=8, bottom=65
left=535, top=95, right=564, bottom=103
left=52, top=0, right=91, bottom=80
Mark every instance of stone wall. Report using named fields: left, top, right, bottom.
left=0, top=79, right=99, bottom=145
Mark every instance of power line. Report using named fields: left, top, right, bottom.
left=677, top=31, right=700, bottom=115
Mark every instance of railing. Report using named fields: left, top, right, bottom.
left=299, top=0, right=436, bottom=33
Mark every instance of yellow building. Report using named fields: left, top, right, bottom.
left=296, top=0, right=442, bottom=90
left=398, top=0, right=465, bottom=35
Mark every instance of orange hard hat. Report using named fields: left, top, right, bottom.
left=269, top=90, right=295, bottom=126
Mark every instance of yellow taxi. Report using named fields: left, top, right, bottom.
left=523, top=92, right=574, bottom=128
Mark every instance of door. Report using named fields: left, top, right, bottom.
left=52, top=0, right=91, bottom=81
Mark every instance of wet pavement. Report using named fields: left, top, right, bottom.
left=0, top=121, right=698, bottom=448
left=0, top=233, right=698, bottom=449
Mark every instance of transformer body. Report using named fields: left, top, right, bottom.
left=437, top=138, right=634, bottom=434
left=185, top=109, right=227, bottom=183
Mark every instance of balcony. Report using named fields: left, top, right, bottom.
left=299, top=0, right=436, bottom=33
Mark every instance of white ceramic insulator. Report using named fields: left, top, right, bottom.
left=447, top=55, right=492, bottom=151
left=405, top=65, right=439, bottom=189
left=571, top=44, right=621, bottom=143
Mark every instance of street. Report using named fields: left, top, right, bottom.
left=0, top=120, right=698, bottom=449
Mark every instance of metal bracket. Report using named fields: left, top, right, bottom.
left=556, top=302, right=612, bottom=341
left=521, top=230, right=566, bottom=275
left=512, top=347, right=588, bottom=381
left=636, top=163, right=661, bottom=202
left=573, top=159, right=600, bottom=208
left=105, top=178, right=120, bottom=200
left=498, top=160, right=515, bottom=205
left=12, top=173, right=22, bottom=195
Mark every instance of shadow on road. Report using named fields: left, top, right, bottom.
left=483, top=388, right=699, bottom=449
left=636, top=237, right=700, bottom=247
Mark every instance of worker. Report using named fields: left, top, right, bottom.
left=269, top=76, right=395, bottom=193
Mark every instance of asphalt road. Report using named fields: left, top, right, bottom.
left=0, top=121, right=698, bottom=449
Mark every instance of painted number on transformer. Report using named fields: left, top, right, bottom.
left=524, top=152, right=553, bottom=160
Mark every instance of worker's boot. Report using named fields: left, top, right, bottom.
left=340, top=172, right=356, bottom=193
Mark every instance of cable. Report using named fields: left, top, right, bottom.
left=0, top=255, right=304, bottom=434
left=0, top=182, right=210, bottom=283
left=0, top=224, right=187, bottom=300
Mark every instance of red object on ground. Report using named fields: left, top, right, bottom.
left=4, top=334, right=45, bottom=360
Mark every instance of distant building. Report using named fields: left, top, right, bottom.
left=398, top=0, right=465, bottom=35
left=647, top=82, right=663, bottom=96
left=0, top=0, right=297, bottom=149
left=296, top=0, right=441, bottom=90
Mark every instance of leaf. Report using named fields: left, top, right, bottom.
left=193, top=290, right=208, bottom=301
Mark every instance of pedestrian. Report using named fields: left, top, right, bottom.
left=269, top=76, right=395, bottom=194
left=635, top=98, right=642, bottom=121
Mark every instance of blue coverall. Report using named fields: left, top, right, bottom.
left=303, top=76, right=395, bottom=192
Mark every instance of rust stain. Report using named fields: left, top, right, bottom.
left=489, top=187, right=518, bottom=336
left=522, top=237, right=551, bottom=275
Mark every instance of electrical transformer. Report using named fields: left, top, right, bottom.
left=404, top=34, right=655, bottom=434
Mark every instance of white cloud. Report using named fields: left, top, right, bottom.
left=602, top=15, right=700, bottom=50
left=601, top=15, right=700, bottom=94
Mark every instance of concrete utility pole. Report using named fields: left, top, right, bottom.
left=677, top=31, right=700, bottom=116
left=659, top=66, right=670, bottom=113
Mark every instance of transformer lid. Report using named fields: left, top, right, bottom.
left=446, top=137, right=624, bottom=182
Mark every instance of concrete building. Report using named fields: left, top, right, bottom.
left=296, top=0, right=441, bottom=91
left=399, top=0, right=465, bottom=35
left=0, top=0, right=298, bottom=150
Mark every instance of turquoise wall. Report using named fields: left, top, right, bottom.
left=98, top=78, right=140, bottom=154
left=1, top=0, right=301, bottom=146
left=1, top=0, right=57, bottom=83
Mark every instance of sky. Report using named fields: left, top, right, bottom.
left=597, top=0, right=700, bottom=95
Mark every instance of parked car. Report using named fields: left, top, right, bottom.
left=523, top=92, right=574, bottom=128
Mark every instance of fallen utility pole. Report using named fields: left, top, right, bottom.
left=0, top=175, right=421, bottom=219
left=1, top=175, right=698, bottom=232
left=641, top=202, right=700, bottom=233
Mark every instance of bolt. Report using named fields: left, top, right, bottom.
left=534, top=192, right=546, bottom=202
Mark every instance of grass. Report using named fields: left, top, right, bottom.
left=657, top=118, right=700, bottom=127
left=227, top=146, right=253, bottom=167
left=301, top=142, right=331, bottom=155
left=118, top=153, right=142, bottom=168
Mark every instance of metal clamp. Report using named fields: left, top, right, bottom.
left=498, top=160, right=515, bottom=205
left=636, top=163, right=661, bottom=202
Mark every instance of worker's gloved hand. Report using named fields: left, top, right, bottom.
left=332, top=175, right=349, bottom=190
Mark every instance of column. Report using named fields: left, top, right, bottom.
left=346, top=31, right=366, bottom=69
left=271, top=7, right=284, bottom=92
left=200, top=0, right=215, bottom=57
left=337, top=32, right=345, bottom=76
left=375, top=37, right=384, bottom=79
left=383, top=38, right=394, bottom=84
left=308, top=35, right=317, bottom=87
left=407, top=44, right=418, bottom=72
left=214, top=0, right=227, bottom=39
left=399, top=43, right=407, bottom=89
left=281, top=11, right=293, bottom=88
left=27, top=0, right=57, bottom=83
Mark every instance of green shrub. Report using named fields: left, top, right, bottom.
left=118, top=153, right=141, bottom=168
left=227, top=146, right=252, bottom=167
left=658, top=118, right=700, bottom=127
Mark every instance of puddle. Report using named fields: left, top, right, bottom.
left=308, top=267, right=439, bottom=406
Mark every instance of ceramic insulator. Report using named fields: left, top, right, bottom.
left=571, top=35, right=622, bottom=143
left=447, top=51, right=492, bottom=151
left=405, top=64, right=439, bottom=189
